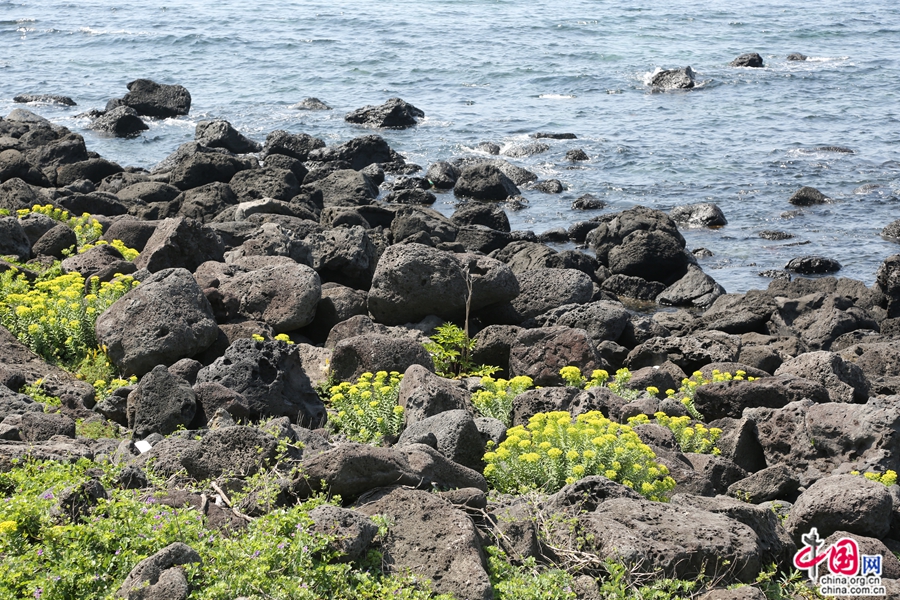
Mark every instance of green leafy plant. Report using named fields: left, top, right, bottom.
left=483, top=410, right=676, bottom=500
left=486, top=546, right=576, bottom=600
left=0, top=457, right=451, bottom=600
left=75, top=418, right=121, bottom=439
left=19, top=380, right=61, bottom=408
left=327, top=371, right=405, bottom=444
left=424, top=322, right=499, bottom=378
left=472, top=375, right=534, bottom=426
left=627, top=412, right=722, bottom=455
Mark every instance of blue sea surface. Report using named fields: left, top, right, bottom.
left=1, top=0, right=898, bottom=293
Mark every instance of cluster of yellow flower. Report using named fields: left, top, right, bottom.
left=16, top=204, right=105, bottom=249
left=471, top=375, right=534, bottom=427
left=77, top=239, right=139, bottom=261
left=850, top=469, right=899, bottom=487
left=328, top=371, right=404, bottom=444
left=483, top=410, right=676, bottom=500
left=627, top=412, right=722, bottom=455
left=0, top=268, right=137, bottom=368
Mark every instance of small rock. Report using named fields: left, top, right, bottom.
left=784, top=256, right=841, bottom=275
left=788, top=186, right=828, bottom=206
left=345, top=97, right=423, bottom=129
left=565, top=148, right=589, bottom=161
left=291, top=97, right=331, bottom=110
left=730, top=53, right=764, bottom=68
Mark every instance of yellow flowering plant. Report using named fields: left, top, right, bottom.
left=471, top=375, right=534, bottom=427
left=327, top=371, right=405, bottom=444
left=0, top=269, right=137, bottom=369
left=627, top=412, right=722, bottom=455
left=483, top=410, right=676, bottom=500
left=849, top=469, right=899, bottom=487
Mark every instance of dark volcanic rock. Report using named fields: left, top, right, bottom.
left=262, top=130, right=325, bottom=162
left=0, top=217, right=31, bottom=261
left=330, top=334, right=434, bottom=382
left=13, top=94, right=76, bottom=106
left=785, top=475, right=892, bottom=542
left=730, top=53, right=764, bottom=68
left=196, top=339, right=325, bottom=426
left=128, top=365, right=197, bottom=438
left=787, top=53, right=808, bottom=61
left=195, top=119, right=262, bottom=154
left=367, top=243, right=468, bottom=325
left=425, top=161, right=461, bottom=189
left=788, top=186, right=828, bottom=206
left=95, top=268, right=219, bottom=376
left=344, top=97, right=424, bottom=129
left=670, top=202, right=727, bottom=228
left=784, top=256, right=841, bottom=275
left=291, top=97, right=331, bottom=110
left=306, top=134, right=398, bottom=171
left=650, top=67, right=696, bottom=89
left=453, top=163, right=520, bottom=201
left=113, top=78, right=191, bottom=118
left=89, top=106, right=148, bottom=137
left=134, top=217, right=225, bottom=273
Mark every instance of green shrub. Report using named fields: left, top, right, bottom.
left=0, top=458, right=449, bottom=600
left=627, top=412, right=722, bottom=455
left=483, top=410, right=676, bottom=500
left=327, top=371, right=405, bottom=444
left=424, top=322, right=498, bottom=378
left=472, top=375, right=534, bottom=426
left=486, top=546, right=576, bottom=600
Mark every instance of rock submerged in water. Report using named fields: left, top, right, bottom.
left=786, top=52, right=808, bottom=61
left=788, top=185, right=828, bottom=206
left=670, top=202, right=727, bottom=228
left=291, top=97, right=331, bottom=110
left=730, top=52, right=764, bottom=68
left=345, top=97, right=424, bottom=129
left=650, top=66, right=696, bottom=90
left=13, top=93, right=76, bottom=106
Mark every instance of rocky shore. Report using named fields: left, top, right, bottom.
left=2, top=81, right=900, bottom=599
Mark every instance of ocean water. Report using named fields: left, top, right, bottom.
left=2, top=0, right=899, bottom=294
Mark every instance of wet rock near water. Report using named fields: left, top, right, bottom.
left=650, top=66, right=696, bottom=89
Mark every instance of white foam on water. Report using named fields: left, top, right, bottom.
left=538, top=93, right=576, bottom=99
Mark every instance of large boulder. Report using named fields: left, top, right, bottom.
left=194, top=120, right=261, bottom=154
left=196, top=339, right=325, bottom=425
left=330, top=334, right=434, bottom=382
left=730, top=53, right=764, bottom=68
left=355, top=487, right=491, bottom=600
left=785, top=475, right=892, bottom=542
left=747, top=399, right=900, bottom=486
left=774, top=351, right=869, bottom=403
left=626, top=331, right=741, bottom=373
left=397, top=409, right=484, bottom=471
left=0, top=217, right=31, bottom=261
left=228, top=167, right=301, bottom=202
left=95, top=268, right=219, bottom=376
left=128, top=365, right=197, bottom=438
left=608, top=229, right=689, bottom=284
left=344, top=97, right=424, bottom=129
left=577, top=497, right=768, bottom=582
left=509, top=326, right=604, bottom=387
left=134, top=217, right=225, bottom=273
left=296, top=442, right=487, bottom=501
left=300, top=169, right=377, bottom=207
left=113, top=79, right=192, bottom=118
left=217, top=263, right=321, bottom=333
left=453, top=163, right=520, bottom=201
left=397, top=364, right=470, bottom=425
left=306, top=226, right=377, bottom=289
left=692, top=375, right=828, bottom=421
left=306, top=135, right=398, bottom=170
left=89, top=106, right=148, bottom=137
left=367, top=244, right=468, bottom=325
left=115, top=542, right=200, bottom=600
left=657, top=265, right=726, bottom=308
left=262, top=130, right=325, bottom=162
left=168, top=151, right=247, bottom=191
left=536, top=300, right=631, bottom=343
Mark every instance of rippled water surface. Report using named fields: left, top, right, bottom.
left=2, top=0, right=898, bottom=293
